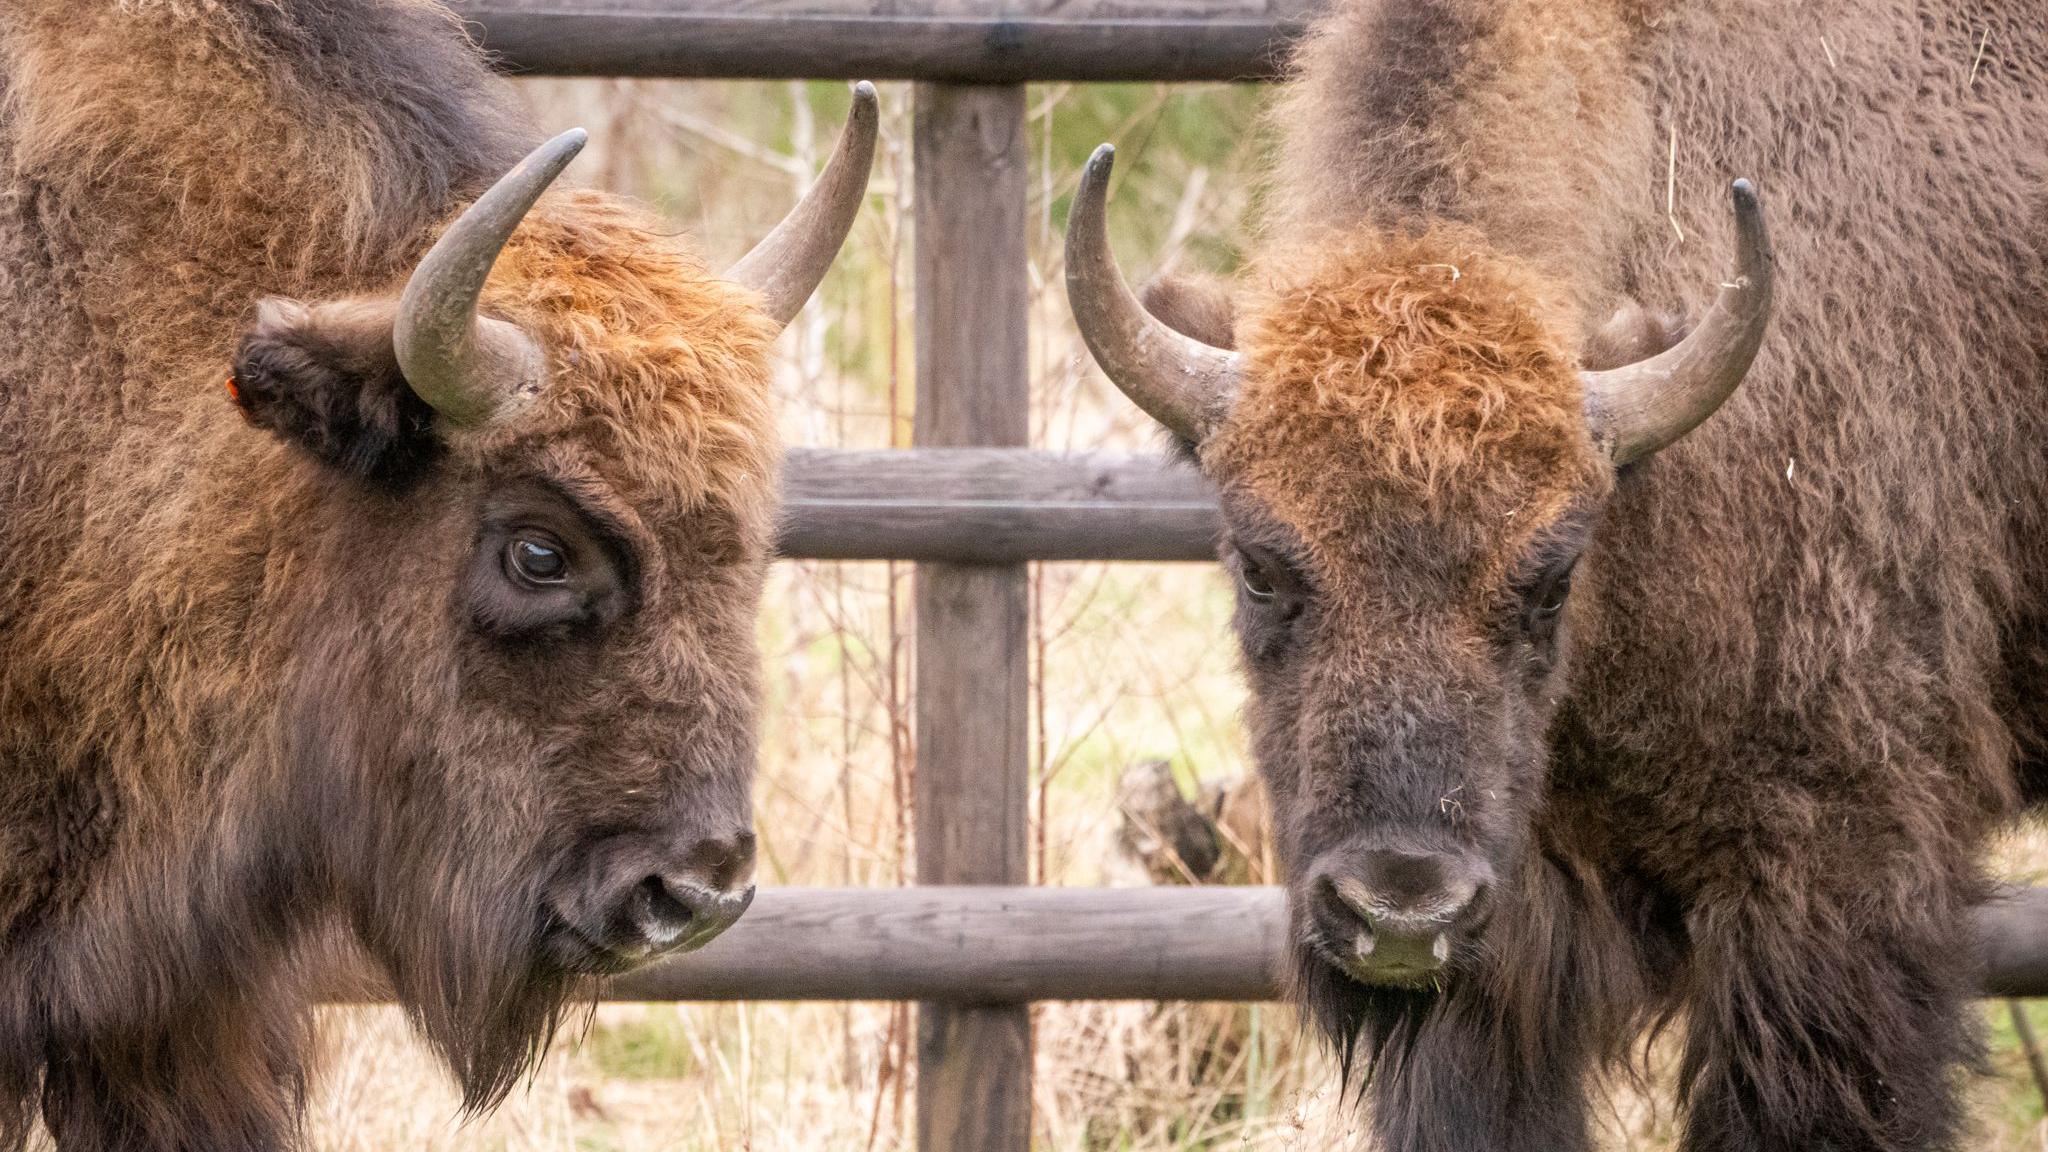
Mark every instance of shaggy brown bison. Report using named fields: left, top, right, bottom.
left=0, top=2, right=873, bottom=1146
left=1068, top=0, right=2048, bottom=1148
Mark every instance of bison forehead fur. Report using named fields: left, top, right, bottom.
left=1210, top=226, right=1606, bottom=583
left=0, top=1, right=781, bottom=1147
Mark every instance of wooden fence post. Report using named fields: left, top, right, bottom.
left=912, top=82, right=1032, bottom=1152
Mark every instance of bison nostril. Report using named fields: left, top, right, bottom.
left=631, top=874, right=699, bottom=946
left=1329, top=874, right=1382, bottom=924
left=1315, top=874, right=1380, bottom=941
left=641, top=873, right=690, bottom=918
left=631, top=871, right=753, bottom=952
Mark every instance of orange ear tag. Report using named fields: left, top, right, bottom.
left=224, top=375, right=255, bottom=424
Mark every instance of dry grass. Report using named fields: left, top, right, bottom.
left=277, top=78, right=2048, bottom=1150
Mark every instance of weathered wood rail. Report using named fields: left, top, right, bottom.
left=778, top=448, right=1219, bottom=562
left=612, top=885, right=2048, bottom=1002
left=449, top=0, right=1318, bottom=81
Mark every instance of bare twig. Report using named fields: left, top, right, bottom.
left=657, top=104, right=808, bottom=181
left=1150, top=165, right=1212, bottom=281
left=1666, top=120, right=1685, bottom=247
left=2012, top=1000, right=2048, bottom=1111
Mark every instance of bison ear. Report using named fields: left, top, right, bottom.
left=1140, top=274, right=1239, bottom=351
left=230, top=297, right=443, bottom=484
left=1580, top=303, right=1689, bottom=372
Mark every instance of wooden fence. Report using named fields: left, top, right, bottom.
left=449, top=0, right=1317, bottom=81
left=616, top=886, right=2048, bottom=1002
left=447, top=5, right=2048, bottom=1149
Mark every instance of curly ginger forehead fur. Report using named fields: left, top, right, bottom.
left=1204, top=227, right=1609, bottom=598
left=453, top=191, right=781, bottom=545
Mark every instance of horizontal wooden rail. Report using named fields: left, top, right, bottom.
left=777, top=447, right=1220, bottom=562
left=615, top=887, right=1285, bottom=1001
left=448, top=0, right=1316, bottom=81
left=611, top=885, right=2048, bottom=1002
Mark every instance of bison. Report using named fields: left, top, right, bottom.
left=0, top=1, right=873, bottom=1147
left=1067, top=0, right=2048, bottom=1148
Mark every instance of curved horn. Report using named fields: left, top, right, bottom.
left=726, top=82, right=881, bottom=330
left=394, top=128, right=587, bottom=426
left=1064, top=144, right=1241, bottom=444
left=1583, top=179, right=1774, bottom=465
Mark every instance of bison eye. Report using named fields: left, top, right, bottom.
left=1234, top=543, right=1302, bottom=612
left=506, top=535, right=569, bottom=586
left=1535, top=568, right=1573, bottom=617
left=1241, top=561, right=1278, bottom=602
left=1522, top=553, right=1580, bottom=649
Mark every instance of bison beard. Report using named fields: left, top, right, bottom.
left=0, top=850, right=585, bottom=1149
left=293, top=673, right=583, bottom=1113
left=0, top=653, right=596, bottom=1149
left=355, top=852, right=587, bottom=1115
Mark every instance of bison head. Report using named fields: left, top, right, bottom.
left=210, top=92, right=876, bottom=1105
left=1065, top=145, right=1770, bottom=1063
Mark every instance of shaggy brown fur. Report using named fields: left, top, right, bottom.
left=0, top=2, right=781, bottom=1147
left=1139, top=0, right=2048, bottom=1148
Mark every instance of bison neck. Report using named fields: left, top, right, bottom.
left=1262, top=0, right=1660, bottom=318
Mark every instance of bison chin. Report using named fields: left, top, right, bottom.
left=1291, top=919, right=1442, bottom=1087
left=354, top=866, right=595, bottom=1113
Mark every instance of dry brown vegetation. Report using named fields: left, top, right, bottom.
left=269, top=78, right=2048, bottom=1151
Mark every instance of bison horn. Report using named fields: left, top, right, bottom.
left=1582, top=179, right=1774, bottom=465
left=1065, top=144, right=1242, bottom=445
left=726, top=82, right=881, bottom=330
left=394, top=128, right=588, bottom=426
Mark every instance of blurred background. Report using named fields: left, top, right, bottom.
left=302, top=78, right=2048, bottom=1152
